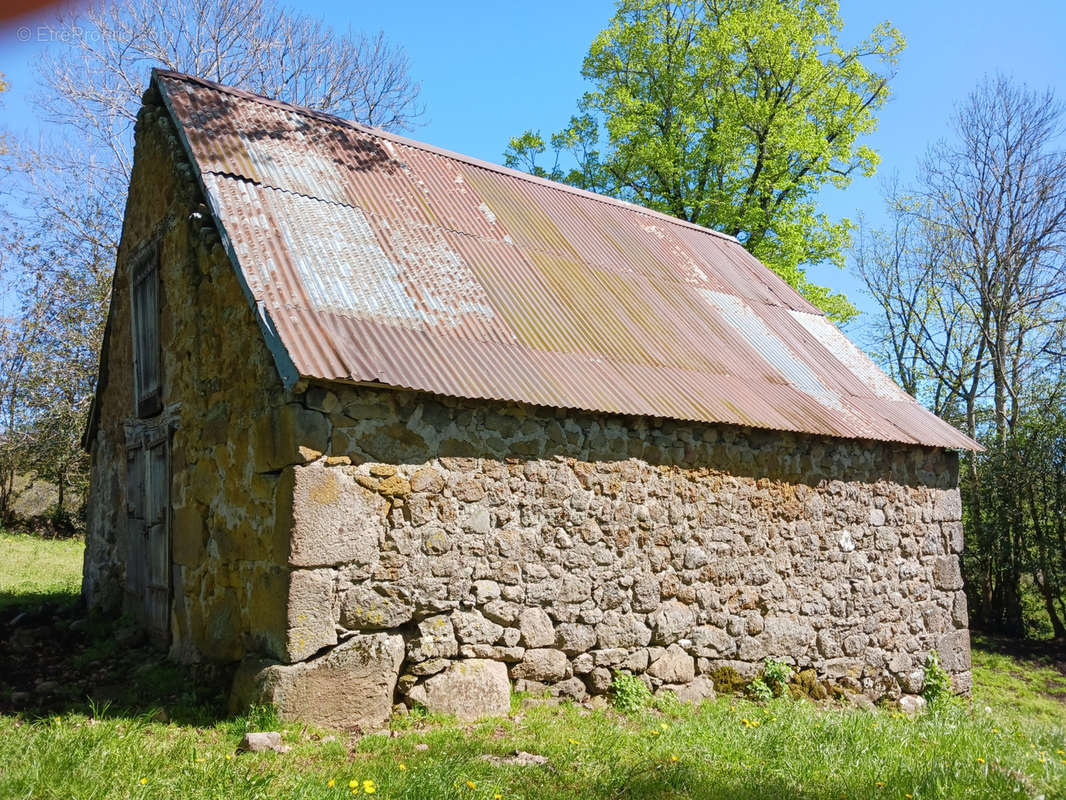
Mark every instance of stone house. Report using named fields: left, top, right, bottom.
left=83, top=70, right=980, bottom=728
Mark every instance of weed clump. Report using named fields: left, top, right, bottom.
left=746, top=658, right=793, bottom=701
left=746, top=676, right=773, bottom=702
left=922, top=651, right=952, bottom=703
left=611, top=671, right=652, bottom=714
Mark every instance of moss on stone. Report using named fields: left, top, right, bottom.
left=709, top=666, right=748, bottom=696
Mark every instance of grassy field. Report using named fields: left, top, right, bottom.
left=0, top=530, right=84, bottom=609
left=0, top=534, right=1063, bottom=800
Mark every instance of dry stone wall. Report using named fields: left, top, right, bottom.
left=85, top=90, right=291, bottom=662
left=263, top=381, right=970, bottom=720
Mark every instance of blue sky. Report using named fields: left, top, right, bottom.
left=1, top=0, right=1064, bottom=328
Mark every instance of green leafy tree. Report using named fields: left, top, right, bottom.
left=506, top=0, right=904, bottom=321
left=0, top=201, right=111, bottom=526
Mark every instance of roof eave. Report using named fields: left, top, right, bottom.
left=152, top=69, right=301, bottom=392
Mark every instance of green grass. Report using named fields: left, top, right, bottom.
left=0, top=529, right=84, bottom=609
left=1, top=691, right=1063, bottom=800
left=0, top=535, right=1064, bottom=799
left=971, top=638, right=1066, bottom=725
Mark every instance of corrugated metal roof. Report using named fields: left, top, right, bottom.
left=154, top=69, right=979, bottom=451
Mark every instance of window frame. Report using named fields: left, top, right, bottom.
left=130, top=240, right=163, bottom=419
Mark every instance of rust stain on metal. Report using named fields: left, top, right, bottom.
left=154, top=69, right=979, bottom=451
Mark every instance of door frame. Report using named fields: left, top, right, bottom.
left=124, top=405, right=180, bottom=648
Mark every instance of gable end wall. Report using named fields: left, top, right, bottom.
left=84, top=91, right=299, bottom=662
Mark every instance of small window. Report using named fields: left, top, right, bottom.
left=130, top=242, right=162, bottom=418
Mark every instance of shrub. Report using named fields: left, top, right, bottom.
left=611, top=671, right=652, bottom=714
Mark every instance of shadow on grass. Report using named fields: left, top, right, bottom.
left=0, top=589, right=82, bottom=612
left=0, top=594, right=233, bottom=726
left=605, top=763, right=843, bottom=800
left=972, top=633, right=1066, bottom=676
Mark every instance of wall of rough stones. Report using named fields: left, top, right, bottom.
left=84, top=88, right=291, bottom=662
left=87, top=87, right=970, bottom=726
left=259, top=381, right=971, bottom=722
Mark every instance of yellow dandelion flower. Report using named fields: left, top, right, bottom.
left=139, top=778, right=147, bottom=785
left=875, top=781, right=884, bottom=787
left=363, top=780, right=376, bottom=794
left=465, top=780, right=477, bottom=789
left=568, top=738, right=580, bottom=745
left=992, top=729, right=999, bottom=734
left=1057, top=749, right=1064, bottom=755
left=397, top=763, right=406, bottom=771
left=195, top=757, right=205, bottom=763
left=351, top=790, right=359, bottom=797
left=906, top=795, right=913, bottom=799
left=670, top=755, right=679, bottom=762
left=977, top=757, right=986, bottom=764
left=651, top=729, right=660, bottom=736
left=495, top=795, right=503, bottom=800
left=328, top=779, right=335, bottom=787
left=350, top=779, right=359, bottom=789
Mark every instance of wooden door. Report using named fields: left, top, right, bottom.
left=126, top=423, right=171, bottom=647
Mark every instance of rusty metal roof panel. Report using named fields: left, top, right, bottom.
left=155, top=70, right=980, bottom=451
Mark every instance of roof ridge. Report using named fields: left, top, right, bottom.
left=152, top=68, right=740, bottom=245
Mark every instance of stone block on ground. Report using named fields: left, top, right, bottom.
left=656, top=675, right=716, bottom=705
left=511, top=648, right=568, bottom=683
left=230, top=633, right=404, bottom=730
left=647, top=644, right=695, bottom=684
left=238, top=731, right=289, bottom=754
left=897, top=694, right=927, bottom=715
left=481, top=751, right=550, bottom=767
left=406, top=659, right=510, bottom=720
left=550, top=676, right=588, bottom=702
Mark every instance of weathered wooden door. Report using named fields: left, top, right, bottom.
left=126, top=423, right=171, bottom=647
